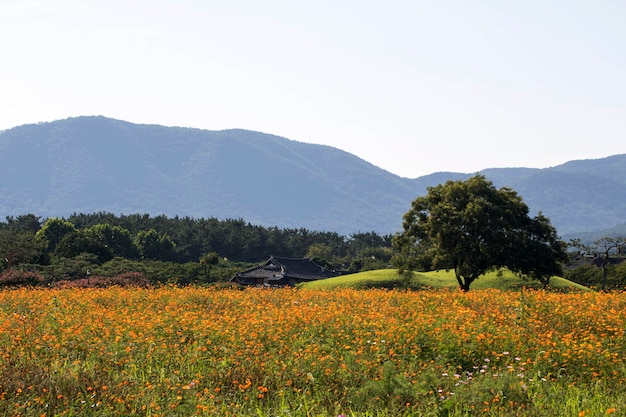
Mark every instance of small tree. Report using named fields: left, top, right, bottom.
left=199, top=252, right=220, bottom=280
left=569, top=237, right=626, bottom=290
left=35, top=218, right=76, bottom=253
left=86, top=224, right=140, bottom=259
left=593, top=237, right=626, bottom=291
left=54, top=229, right=113, bottom=264
left=0, top=230, right=39, bottom=271
left=135, top=229, right=176, bottom=261
left=393, top=175, right=566, bottom=291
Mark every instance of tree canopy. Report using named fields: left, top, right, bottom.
left=392, top=175, right=567, bottom=291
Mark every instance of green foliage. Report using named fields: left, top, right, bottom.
left=54, top=229, right=113, bottom=264
left=66, top=213, right=393, bottom=265
left=567, top=237, right=626, bottom=290
left=86, top=223, right=140, bottom=259
left=1, top=213, right=393, bottom=286
left=35, top=218, right=77, bottom=252
left=510, top=212, right=569, bottom=288
left=307, top=243, right=336, bottom=264
left=45, top=253, right=99, bottom=282
left=134, top=229, right=176, bottom=261
left=565, top=264, right=602, bottom=287
left=591, top=237, right=626, bottom=290
left=199, top=251, right=221, bottom=280
left=566, top=262, right=626, bottom=290
left=393, top=175, right=567, bottom=291
left=0, top=230, right=39, bottom=271
left=2, top=214, right=42, bottom=233
left=91, top=257, right=147, bottom=277
left=352, top=361, right=426, bottom=413
left=616, top=261, right=626, bottom=286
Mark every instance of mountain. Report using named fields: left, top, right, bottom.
left=1, top=116, right=624, bottom=238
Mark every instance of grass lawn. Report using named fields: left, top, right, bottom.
left=299, top=268, right=589, bottom=292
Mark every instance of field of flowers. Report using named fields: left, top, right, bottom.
left=0, top=286, right=625, bottom=416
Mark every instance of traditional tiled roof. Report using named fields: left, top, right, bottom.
left=232, top=255, right=337, bottom=285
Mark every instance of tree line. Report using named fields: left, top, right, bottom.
left=0, top=213, right=394, bottom=286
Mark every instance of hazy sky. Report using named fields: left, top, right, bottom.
left=1, top=0, right=624, bottom=178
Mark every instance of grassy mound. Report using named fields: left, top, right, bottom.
left=299, top=268, right=589, bottom=291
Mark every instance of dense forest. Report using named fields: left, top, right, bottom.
left=0, top=213, right=394, bottom=286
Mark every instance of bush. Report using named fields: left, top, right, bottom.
left=0, top=270, right=46, bottom=287
left=564, top=264, right=601, bottom=287
left=565, top=261, right=626, bottom=290
left=50, top=272, right=149, bottom=288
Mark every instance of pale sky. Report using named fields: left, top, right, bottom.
left=1, top=0, right=625, bottom=178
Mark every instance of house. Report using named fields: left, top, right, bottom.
left=230, top=255, right=338, bottom=287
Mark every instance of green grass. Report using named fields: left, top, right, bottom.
left=299, top=268, right=590, bottom=291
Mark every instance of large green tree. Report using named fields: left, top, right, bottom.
left=54, top=230, right=113, bottom=264
left=393, top=175, right=567, bottom=291
left=86, top=224, right=140, bottom=259
left=35, top=218, right=77, bottom=253
left=134, top=229, right=176, bottom=261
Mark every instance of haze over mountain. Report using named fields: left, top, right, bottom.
left=1, top=116, right=624, bottom=238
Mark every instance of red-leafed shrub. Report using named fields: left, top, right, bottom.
left=51, top=272, right=150, bottom=288
left=0, top=270, right=46, bottom=287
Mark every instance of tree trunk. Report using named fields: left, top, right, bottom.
left=455, top=271, right=473, bottom=292
left=5, top=254, right=14, bottom=271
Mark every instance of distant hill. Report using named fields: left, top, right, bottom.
left=1, top=116, right=624, bottom=239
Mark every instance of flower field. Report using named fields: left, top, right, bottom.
left=1, top=286, right=625, bottom=416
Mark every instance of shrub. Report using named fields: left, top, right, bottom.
left=565, top=261, right=626, bottom=290
left=564, top=264, right=601, bottom=287
left=50, top=272, right=149, bottom=288
left=0, top=270, right=45, bottom=287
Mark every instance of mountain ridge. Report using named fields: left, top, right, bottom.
left=1, top=116, right=624, bottom=238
